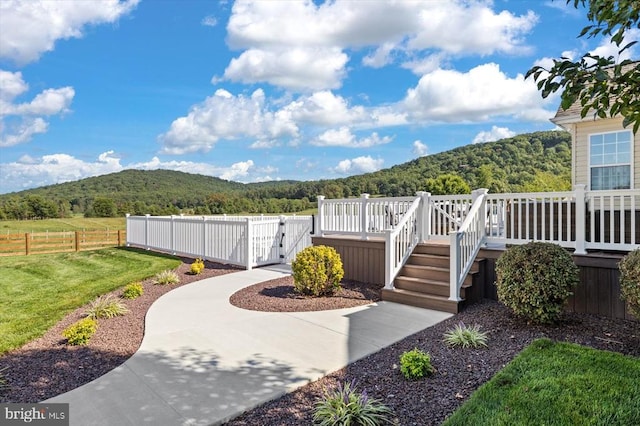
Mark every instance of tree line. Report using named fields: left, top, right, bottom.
left=0, top=131, right=572, bottom=220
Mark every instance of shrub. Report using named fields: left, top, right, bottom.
left=154, top=269, right=180, bottom=285
left=495, top=242, right=579, bottom=324
left=313, top=379, right=394, bottom=426
left=291, top=245, right=344, bottom=297
left=122, top=282, right=144, bottom=299
left=190, top=258, right=205, bottom=275
left=85, top=294, right=129, bottom=319
left=62, top=318, right=97, bottom=346
left=443, top=322, right=488, bottom=348
left=399, top=348, right=434, bottom=380
left=619, top=249, right=640, bottom=319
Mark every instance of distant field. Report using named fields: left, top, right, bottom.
left=0, top=216, right=126, bottom=234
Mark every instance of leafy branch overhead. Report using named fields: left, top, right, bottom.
left=526, top=0, right=640, bottom=133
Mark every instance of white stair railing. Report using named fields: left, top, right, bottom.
left=384, top=196, right=423, bottom=288
left=449, top=189, right=488, bottom=302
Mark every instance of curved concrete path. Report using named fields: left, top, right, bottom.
left=47, top=265, right=452, bottom=425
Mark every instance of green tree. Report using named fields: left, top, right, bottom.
left=425, top=174, right=470, bottom=195
left=527, top=1, right=640, bottom=132
left=89, top=197, right=118, bottom=217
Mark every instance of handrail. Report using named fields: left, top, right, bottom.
left=449, top=189, right=488, bottom=301
left=384, top=196, right=423, bottom=287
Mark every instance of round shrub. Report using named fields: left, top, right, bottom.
left=62, top=318, right=98, bottom=346
left=399, top=348, right=434, bottom=380
left=619, top=249, right=640, bottom=319
left=291, top=245, right=344, bottom=297
left=495, top=242, right=579, bottom=324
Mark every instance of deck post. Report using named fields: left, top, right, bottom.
left=245, top=217, right=253, bottom=270
left=416, top=191, right=430, bottom=242
left=384, top=231, right=393, bottom=288
left=360, top=193, right=370, bottom=240
left=574, top=184, right=587, bottom=255
left=316, top=195, right=325, bottom=236
left=449, top=231, right=462, bottom=302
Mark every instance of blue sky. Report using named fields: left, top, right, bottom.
left=0, top=0, right=637, bottom=194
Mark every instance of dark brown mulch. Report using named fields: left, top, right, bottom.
left=229, top=276, right=383, bottom=312
left=224, top=299, right=640, bottom=426
left=0, top=258, right=240, bottom=403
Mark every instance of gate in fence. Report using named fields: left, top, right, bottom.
left=126, top=214, right=313, bottom=269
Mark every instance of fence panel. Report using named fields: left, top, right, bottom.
left=0, top=230, right=126, bottom=256
left=282, top=216, right=313, bottom=263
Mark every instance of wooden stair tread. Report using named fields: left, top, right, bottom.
left=395, top=274, right=471, bottom=288
left=381, top=288, right=460, bottom=313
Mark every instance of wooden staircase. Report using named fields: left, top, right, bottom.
left=381, top=241, right=484, bottom=313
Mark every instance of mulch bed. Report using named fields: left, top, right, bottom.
left=1, top=264, right=638, bottom=426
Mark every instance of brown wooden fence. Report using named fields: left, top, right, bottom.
left=0, top=230, right=126, bottom=256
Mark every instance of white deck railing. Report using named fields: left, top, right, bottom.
left=384, top=196, right=423, bottom=287
left=317, top=194, right=416, bottom=239
left=126, top=214, right=313, bottom=269
left=449, top=189, right=488, bottom=301
left=316, top=186, right=639, bottom=304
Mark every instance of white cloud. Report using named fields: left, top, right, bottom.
left=412, top=140, right=428, bottom=156
left=472, top=126, right=516, bottom=144
left=0, top=0, right=139, bottom=64
left=0, top=69, right=75, bottom=146
left=0, top=152, right=260, bottom=193
left=590, top=29, right=640, bottom=62
left=158, top=88, right=298, bottom=154
left=311, top=127, right=393, bottom=148
left=403, top=63, right=555, bottom=123
left=223, top=0, right=538, bottom=91
left=285, top=91, right=366, bottom=126
left=201, top=15, right=218, bottom=27
left=331, top=156, right=384, bottom=174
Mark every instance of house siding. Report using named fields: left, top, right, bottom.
left=574, top=117, right=639, bottom=190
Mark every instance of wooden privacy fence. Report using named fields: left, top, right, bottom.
left=0, top=229, right=126, bottom=256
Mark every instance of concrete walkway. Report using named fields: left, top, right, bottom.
left=47, top=265, right=452, bottom=425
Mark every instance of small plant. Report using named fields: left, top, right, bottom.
left=619, top=249, right=640, bottom=319
left=443, top=322, right=489, bottom=348
left=0, top=367, right=8, bottom=392
left=154, top=269, right=180, bottom=285
left=122, top=282, right=144, bottom=299
left=313, top=379, right=394, bottom=426
left=495, top=242, right=579, bottom=324
left=190, top=258, right=205, bottom=275
left=85, top=294, right=129, bottom=319
left=292, top=245, right=344, bottom=297
left=62, top=318, right=97, bottom=346
left=399, top=348, right=434, bottom=380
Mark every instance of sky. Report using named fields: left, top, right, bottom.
left=0, top=0, right=637, bottom=194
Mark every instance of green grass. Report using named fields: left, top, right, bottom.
left=443, top=339, right=640, bottom=426
left=0, top=216, right=125, bottom=234
left=0, top=247, right=181, bottom=354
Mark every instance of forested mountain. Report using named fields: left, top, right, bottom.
left=0, top=130, right=571, bottom=219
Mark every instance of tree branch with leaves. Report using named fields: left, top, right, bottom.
left=526, top=0, right=640, bottom=132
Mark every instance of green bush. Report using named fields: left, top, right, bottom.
left=619, top=249, right=640, bottom=319
left=122, top=282, right=144, bottom=299
left=292, top=245, right=344, bottom=297
left=495, top=242, right=579, bottom=324
left=154, top=269, right=180, bottom=285
left=313, top=379, right=394, bottom=426
left=62, top=318, right=98, bottom=346
left=399, top=348, right=434, bottom=380
left=190, top=258, right=205, bottom=275
left=443, top=322, right=488, bottom=348
left=85, top=294, right=129, bottom=319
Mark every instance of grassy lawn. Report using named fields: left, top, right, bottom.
left=0, top=247, right=181, bottom=354
left=0, top=216, right=126, bottom=234
left=444, top=339, right=640, bottom=426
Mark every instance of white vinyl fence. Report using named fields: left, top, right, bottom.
left=126, top=214, right=313, bottom=269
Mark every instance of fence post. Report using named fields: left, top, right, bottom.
left=279, top=215, right=286, bottom=264
left=25, top=232, right=30, bottom=255
left=202, top=216, right=207, bottom=260
left=171, top=215, right=176, bottom=255
left=360, top=193, right=370, bottom=240
left=75, top=231, right=80, bottom=252
left=384, top=231, right=393, bottom=288
left=145, top=214, right=150, bottom=250
left=574, top=184, right=587, bottom=254
left=449, top=232, right=462, bottom=302
left=316, top=195, right=325, bottom=236
left=117, top=229, right=123, bottom=247
left=416, top=191, right=429, bottom=242
left=125, top=214, right=130, bottom=247
left=246, top=218, right=254, bottom=270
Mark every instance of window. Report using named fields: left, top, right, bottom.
left=589, top=130, right=632, bottom=190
